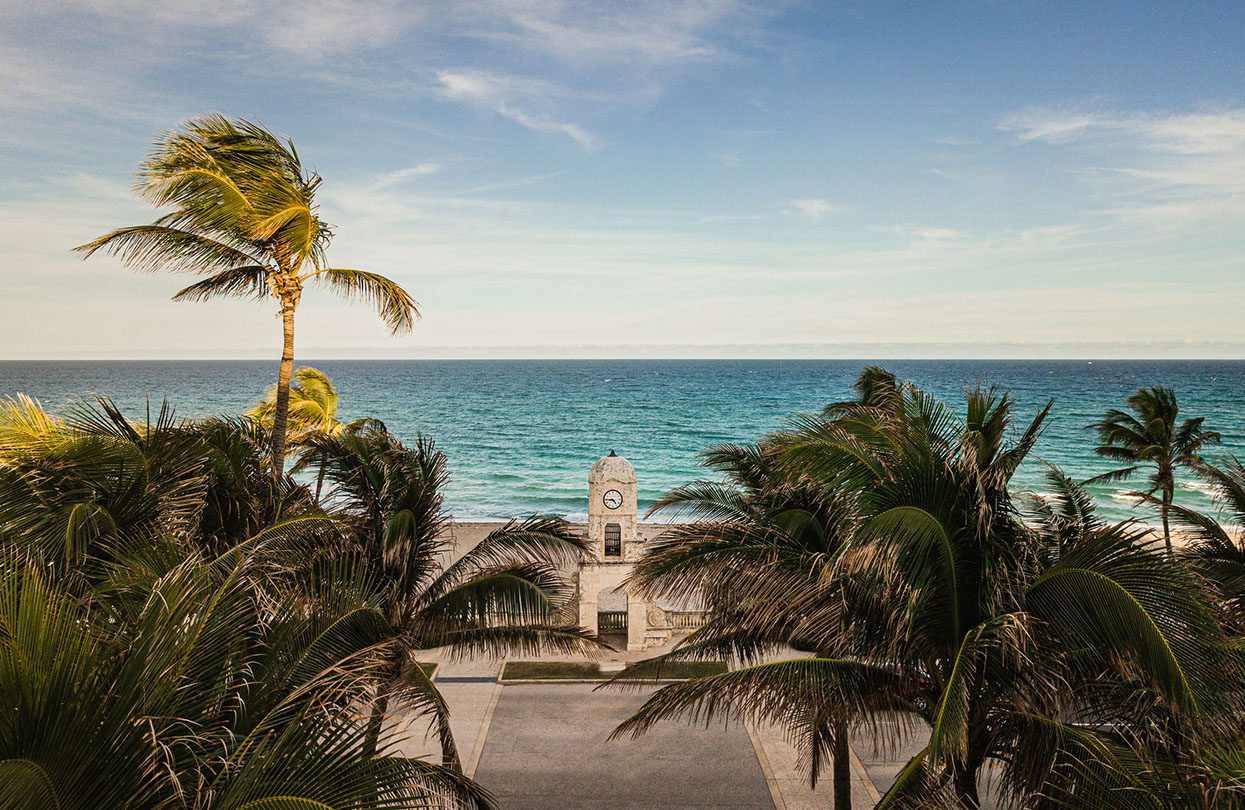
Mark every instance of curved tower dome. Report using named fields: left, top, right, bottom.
left=589, top=450, right=636, bottom=485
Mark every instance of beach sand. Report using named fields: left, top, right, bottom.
left=441, top=520, right=1211, bottom=559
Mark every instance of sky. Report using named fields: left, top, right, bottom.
left=0, top=1, right=1242, bottom=359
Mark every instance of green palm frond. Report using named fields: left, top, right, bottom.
left=612, top=657, right=913, bottom=787
left=416, top=564, right=572, bottom=630
left=74, top=224, right=263, bottom=274
left=927, top=613, right=1033, bottom=767
left=431, top=624, right=599, bottom=660
left=995, top=712, right=1174, bottom=810
left=310, top=268, right=420, bottom=334
left=172, top=264, right=270, bottom=302
left=1026, top=526, right=1224, bottom=714
left=873, top=746, right=953, bottom=810
left=387, top=653, right=462, bottom=770
left=249, top=366, right=344, bottom=438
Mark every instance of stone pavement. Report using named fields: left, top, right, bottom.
left=388, top=654, right=505, bottom=775
left=389, top=648, right=1016, bottom=808
left=392, top=643, right=935, bottom=809
left=474, top=683, right=773, bottom=809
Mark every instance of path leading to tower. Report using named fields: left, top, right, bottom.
left=472, top=682, right=773, bottom=810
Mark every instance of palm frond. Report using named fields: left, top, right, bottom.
left=171, top=264, right=270, bottom=302
left=310, top=268, right=420, bottom=334
left=74, top=224, right=262, bottom=274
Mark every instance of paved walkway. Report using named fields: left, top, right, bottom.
left=475, top=683, right=772, bottom=809
left=394, top=645, right=911, bottom=809
left=395, top=633, right=1011, bottom=809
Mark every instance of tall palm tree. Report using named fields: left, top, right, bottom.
left=1146, top=457, right=1245, bottom=633
left=297, top=420, right=598, bottom=764
left=75, top=115, right=419, bottom=479
left=618, top=371, right=1230, bottom=808
left=1090, top=386, right=1221, bottom=554
left=617, top=440, right=862, bottom=810
left=249, top=366, right=345, bottom=500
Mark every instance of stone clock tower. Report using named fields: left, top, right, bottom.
left=578, top=451, right=656, bottom=650
left=587, top=450, right=638, bottom=561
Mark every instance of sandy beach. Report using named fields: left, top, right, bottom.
left=443, top=521, right=1215, bottom=561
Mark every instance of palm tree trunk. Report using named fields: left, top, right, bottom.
left=270, top=304, right=296, bottom=480
left=1162, top=483, right=1173, bottom=556
left=832, top=719, right=852, bottom=810
left=314, top=464, right=326, bottom=504
left=365, top=656, right=403, bottom=758
left=954, top=766, right=982, bottom=809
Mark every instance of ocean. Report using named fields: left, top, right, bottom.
left=1, top=359, right=1242, bottom=523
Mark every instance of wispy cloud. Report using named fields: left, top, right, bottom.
left=785, top=198, right=843, bottom=218
left=999, top=105, right=1245, bottom=230
left=1000, top=106, right=1245, bottom=155
left=439, top=1, right=759, bottom=66
left=999, top=109, right=1102, bottom=143
left=436, top=69, right=598, bottom=149
left=375, top=163, right=443, bottom=188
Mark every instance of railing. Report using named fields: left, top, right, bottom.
left=598, top=610, right=628, bottom=632
left=666, top=610, right=711, bottom=629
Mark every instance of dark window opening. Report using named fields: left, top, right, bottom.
left=604, top=523, right=622, bottom=557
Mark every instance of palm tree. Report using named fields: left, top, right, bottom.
left=823, top=363, right=902, bottom=414
left=249, top=366, right=345, bottom=500
left=1089, top=386, right=1220, bottom=554
left=0, top=394, right=313, bottom=564
left=616, top=441, right=862, bottom=810
left=0, top=400, right=491, bottom=808
left=75, top=115, right=419, bottom=479
left=1147, top=457, right=1245, bottom=634
left=0, top=537, right=490, bottom=809
left=618, top=370, right=1230, bottom=808
left=297, top=420, right=598, bottom=763
left=249, top=366, right=344, bottom=438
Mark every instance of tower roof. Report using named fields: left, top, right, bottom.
left=589, top=451, right=636, bottom=484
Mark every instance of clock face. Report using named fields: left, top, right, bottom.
left=602, top=489, right=623, bottom=510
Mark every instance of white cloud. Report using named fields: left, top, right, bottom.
left=438, top=1, right=758, bottom=66
left=785, top=198, right=842, bottom=218
left=436, top=69, right=598, bottom=149
left=999, top=105, right=1245, bottom=230
left=1000, top=106, right=1245, bottom=155
left=376, top=164, right=443, bottom=188
left=998, top=110, right=1101, bottom=143
left=262, top=0, right=425, bottom=56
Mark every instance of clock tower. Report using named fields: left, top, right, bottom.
left=587, top=450, right=638, bottom=561
left=578, top=451, right=656, bottom=650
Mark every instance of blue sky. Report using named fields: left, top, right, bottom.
left=1, top=1, right=1242, bottom=358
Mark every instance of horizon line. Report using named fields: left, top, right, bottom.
left=4, top=340, right=1245, bottom=362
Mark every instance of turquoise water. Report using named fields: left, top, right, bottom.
left=1, top=360, right=1242, bottom=522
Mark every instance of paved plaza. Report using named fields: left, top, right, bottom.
left=472, top=683, right=774, bottom=810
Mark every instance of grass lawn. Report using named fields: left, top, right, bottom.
left=502, top=661, right=603, bottom=680
left=624, top=660, right=727, bottom=679
left=501, top=660, right=727, bottom=681
left=416, top=661, right=438, bottom=679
